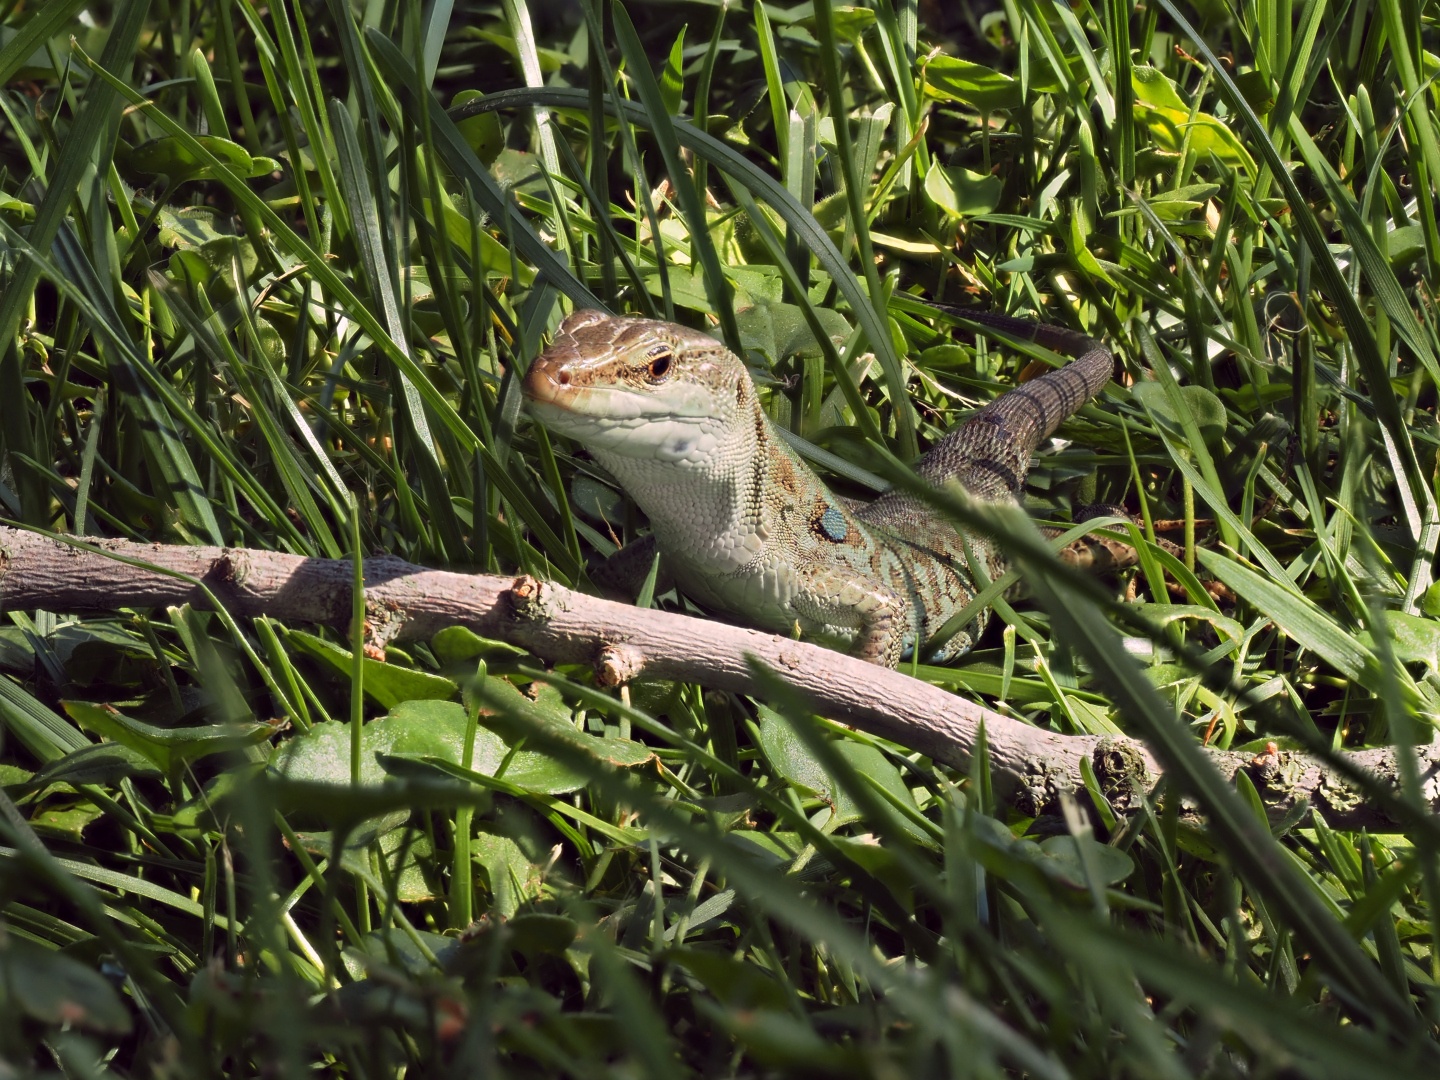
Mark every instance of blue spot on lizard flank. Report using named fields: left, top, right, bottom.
left=816, top=505, right=849, bottom=542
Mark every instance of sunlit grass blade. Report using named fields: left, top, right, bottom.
left=1153, top=0, right=1434, bottom=539
left=77, top=43, right=485, bottom=459
left=1021, top=531, right=1420, bottom=1032
left=811, top=0, right=914, bottom=459
left=34, top=226, right=224, bottom=543
left=0, top=0, right=152, bottom=525
left=612, top=5, right=740, bottom=352
left=365, top=28, right=600, bottom=311
left=0, top=0, right=90, bottom=86
left=450, top=87, right=911, bottom=441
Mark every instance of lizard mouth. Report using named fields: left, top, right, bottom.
left=521, top=356, right=573, bottom=408
left=524, top=361, right=724, bottom=462
left=522, top=365, right=651, bottom=423
left=523, top=348, right=732, bottom=465
left=524, top=355, right=711, bottom=424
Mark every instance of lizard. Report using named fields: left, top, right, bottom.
left=522, top=307, right=1115, bottom=668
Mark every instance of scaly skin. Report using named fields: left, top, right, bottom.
left=523, top=309, right=1113, bottom=667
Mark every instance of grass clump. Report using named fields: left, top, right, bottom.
left=1, top=1, right=1439, bottom=1076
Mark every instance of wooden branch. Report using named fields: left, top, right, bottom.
left=0, top=528, right=1433, bottom=830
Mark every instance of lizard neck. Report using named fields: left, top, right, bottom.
left=590, top=391, right=768, bottom=570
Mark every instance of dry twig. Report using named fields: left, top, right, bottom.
left=0, top=527, right=1432, bottom=830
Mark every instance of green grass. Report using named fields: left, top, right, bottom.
left=2, top=0, right=1440, bottom=1075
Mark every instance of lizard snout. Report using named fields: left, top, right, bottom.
left=522, top=354, right=574, bottom=405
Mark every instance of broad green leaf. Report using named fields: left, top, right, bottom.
left=472, top=830, right=541, bottom=918
left=1363, top=611, right=1440, bottom=671
left=811, top=6, right=877, bottom=43
left=735, top=300, right=851, bottom=363
left=30, top=802, right=104, bottom=840
left=471, top=677, right=656, bottom=773
left=24, top=742, right=161, bottom=790
left=924, top=163, right=1003, bottom=218
left=756, top=706, right=924, bottom=837
left=668, top=946, right=789, bottom=1010
left=450, top=90, right=505, bottom=164
left=429, top=626, right=527, bottom=664
left=1131, top=64, right=1188, bottom=110
left=286, top=630, right=458, bottom=708
left=923, top=55, right=1023, bottom=111
left=150, top=205, right=237, bottom=249
left=379, top=826, right=441, bottom=902
left=63, top=700, right=277, bottom=775
left=124, top=135, right=273, bottom=181
left=1130, top=381, right=1228, bottom=446
left=968, top=815, right=1133, bottom=891
left=1233, top=69, right=1276, bottom=115
left=1388, top=223, right=1426, bottom=269
left=1132, top=68, right=1257, bottom=172
left=273, top=696, right=637, bottom=796
left=1037, top=836, right=1135, bottom=888
left=507, top=913, right=579, bottom=955
left=0, top=935, right=132, bottom=1034
left=272, top=704, right=468, bottom=789
left=263, top=775, right=487, bottom=830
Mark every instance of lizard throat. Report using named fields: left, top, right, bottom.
left=589, top=424, right=766, bottom=570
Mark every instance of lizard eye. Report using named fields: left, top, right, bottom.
left=646, top=346, right=673, bottom=381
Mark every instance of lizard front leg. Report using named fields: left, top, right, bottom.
left=794, top=570, right=911, bottom=668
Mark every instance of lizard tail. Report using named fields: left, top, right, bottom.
left=956, top=311, right=1114, bottom=449
left=863, top=310, right=1114, bottom=516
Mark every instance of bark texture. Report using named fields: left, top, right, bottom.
left=0, top=528, right=1433, bottom=831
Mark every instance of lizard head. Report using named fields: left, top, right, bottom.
left=524, top=310, right=752, bottom=464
